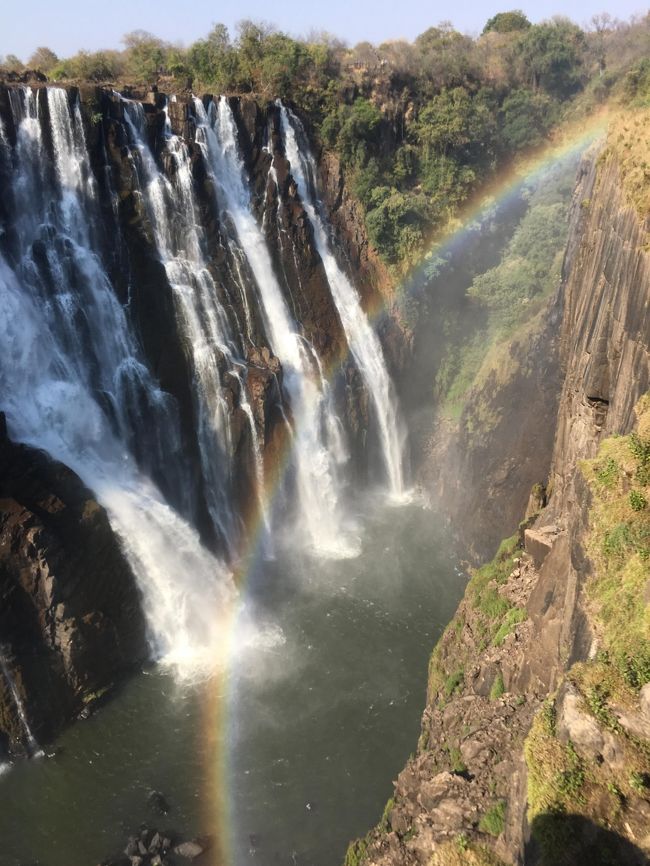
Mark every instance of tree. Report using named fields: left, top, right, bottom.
left=483, top=10, right=531, bottom=34
left=1, top=54, right=24, bottom=71
left=236, top=20, right=275, bottom=90
left=50, top=50, right=124, bottom=81
left=259, top=33, right=312, bottom=96
left=187, top=24, right=240, bottom=89
left=27, top=46, right=58, bottom=72
left=366, top=188, right=430, bottom=265
left=587, top=13, right=613, bottom=76
left=518, top=19, right=586, bottom=97
left=415, top=23, right=477, bottom=91
left=335, top=98, right=382, bottom=167
left=500, top=88, right=555, bottom=150
left=351, top=41, right=379, bottom=68
left=416, top=87, right=497, bottom=163
left=122, top=30, right=168, bottom=81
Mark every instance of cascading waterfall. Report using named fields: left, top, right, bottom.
left=121, top=98, right=269, bottom=548
left=193, top=96, right=359, bottom=558
left=0, top=86, right=410, bottom=684
left=277, top=103, right=406, bottom=498
left=122, top=99, right=236, bottom=546
left=0, top=649, right=42, bottom=757
left=0, top=86, right=234, bottom=677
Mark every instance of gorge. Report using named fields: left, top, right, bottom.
left=0, top=21, right=649, bottom=866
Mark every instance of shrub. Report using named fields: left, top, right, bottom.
left=448, top=745, right=467, bottom=774
left=380, top=797, right=394, bottom=831
left=629, top=489, right=647, bottom=511
left=490, top=672, right=505, bottom=700
left=596, top=457, right=619, bottom=487
left=493, top=607, right=527, bottom=646
left=344, top=837, right=369, bottom=866
left=479, top=800, right=506, bottom=836
left=444, top=668, right=465, bottom=697
left=630, top=771, right=650, bottom=794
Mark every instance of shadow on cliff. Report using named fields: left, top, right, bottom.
left=526, top=812, right=649, bottom=865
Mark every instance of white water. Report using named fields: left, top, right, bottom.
left=194, top=96, right=360, bottom=558
left=0, top=651, right=42, bottom=757
left=277, top=103, right=406, bottom=498
left=121, top=98, right=275, bottom=551
left=0, top=87, right=235, bottom=679
left=0, top=87, right=410, bottom=688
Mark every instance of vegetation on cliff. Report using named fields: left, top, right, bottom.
left=3, top=13, right=650, bottom=272
left=432, top=161, right=572, bottom=424
left=600, top=106, right=650, bottom=223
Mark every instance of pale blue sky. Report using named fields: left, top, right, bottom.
left=3, top=0, right=648, bottom=60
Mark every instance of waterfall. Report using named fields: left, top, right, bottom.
left=0, top=85, right=410, bottom=684
left=194, top=96, right=360, bottom=558
left=277, top=103, right=406, bottom=498
left=122, top=99, right=240, bottom=548
left=121, top=97, right=273, bottom=552
left=0, top=650, right=42, bottom=757
left=0, top=86, right=234, bottom=678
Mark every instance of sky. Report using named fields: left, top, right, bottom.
left=2, top=0, right=648, bottom=60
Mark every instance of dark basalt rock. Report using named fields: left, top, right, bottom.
left=0, top=416, right=147, bottom=752
left=147, top=790, right=171, bottom=815
left=103, top=825, right=210, bottom=866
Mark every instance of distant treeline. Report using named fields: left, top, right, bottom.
left=4, top=11, right=650, bottom=269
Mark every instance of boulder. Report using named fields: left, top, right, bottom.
left=524, top=526, right=558, bottom=569
left=173, top=840, right=205, bottom=860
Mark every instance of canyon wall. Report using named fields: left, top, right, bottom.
left=354, top=130, right=650, bottom=865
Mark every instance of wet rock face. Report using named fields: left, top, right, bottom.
left=89, top=89, right=389, bottom=538
left=420, top=302, right=563, bottom=563
left=0, top=83, right=397, bottom=753
left=0, top=418, right=147, bottom=753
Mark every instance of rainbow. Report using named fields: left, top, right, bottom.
left=200, top=106, right=610, bottom=866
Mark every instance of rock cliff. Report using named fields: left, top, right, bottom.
left=352, top=121, right=650, bottom=866
left=0, top=415, right=146, bottom=757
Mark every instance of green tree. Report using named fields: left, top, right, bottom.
left=329, top=98, right=383, bottom=168
left=122, top=30, right=168, bottom=81
left=187, top=24, right=239, bottom=89
left=366, top=188, right=430, bottom=264
left=468, top=200, right=568, bottom=329
left=236, top=20, right=274, bottom=91
left=51, top=50, right=124, bottom=81
left=500, top=88, right=555, bottom=150
left=414, top=23, right=477, bottom=92
left=483, top=10, right=531, bottom=34
left=518, top=19, right=586, bottom=98
left=623, top=57, right=650, bottom=103
left=259, top=33, right=312, bottom=96
left=416, top=87, right=498, bottom=164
